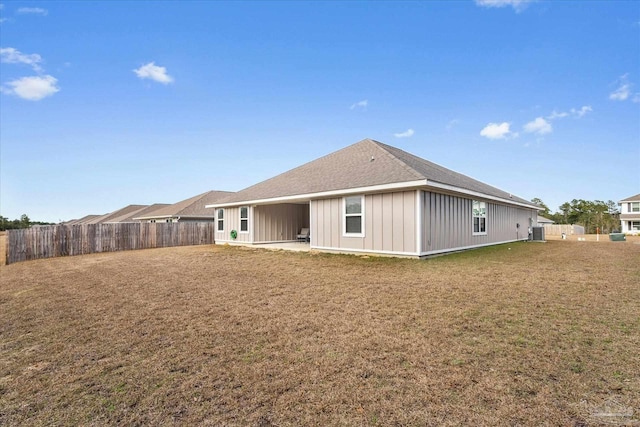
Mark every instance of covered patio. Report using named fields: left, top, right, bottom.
left=255, top=241, right=311, bottom=252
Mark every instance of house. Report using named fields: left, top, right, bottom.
left=103, top=204, right=171, bottom=223
left=84, top=205, right=150, bottom=224
left=207, top=139, right=539, bottom=257
left=134, top=190, right=234, bottom=223
left=62, top=205, right=162, bottom=225
left=619, top=193, right=640, bottom=235
left=62, top=214, right=103, bottom=226
left=537, top=215, right=554, bottom=226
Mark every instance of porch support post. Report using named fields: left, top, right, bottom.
left=416, top=189, right=423, bottom=256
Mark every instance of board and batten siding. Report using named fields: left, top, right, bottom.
left=253, top=204, right=309, bottom=243
left=214, top=206, right=251, bottom=243
left=421, top=191, right=538, bottom=254
left=311, top=190, right=417, bottom=255
left=214, top=204, right=309, bottom=244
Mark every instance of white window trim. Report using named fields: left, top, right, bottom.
left=217, top=209, right=224, bottom=232
left=343, top=195, right=365, bottom=238
left=239, top=206, right=249, bottom=234
left=472, top=200, right=488, bottom=236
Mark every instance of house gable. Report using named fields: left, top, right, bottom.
left=210, top=139, right=538, bottom=210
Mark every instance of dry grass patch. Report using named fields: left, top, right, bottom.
left=0, top=232, right=6, bottom=266
left=1, top=240, right=639, bottom=426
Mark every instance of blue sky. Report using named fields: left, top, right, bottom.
left=1, top=0, right=639, bottom=222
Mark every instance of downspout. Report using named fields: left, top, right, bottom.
left=416, top=190, right=423, bottom=256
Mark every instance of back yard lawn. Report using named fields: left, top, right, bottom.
left=1, top=240, right=639, bottom=426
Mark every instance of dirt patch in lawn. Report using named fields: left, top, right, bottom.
left=1, top=240, right=639, bottom=426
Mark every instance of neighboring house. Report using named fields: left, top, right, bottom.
left=537, top=216, right=554, bottom=226
left=134, top=190, right=234, bottom=223
left=102, top=204, right=171, bottom=223
left=619, top=193, right=640, bottom=235
left=63, top=214, right=102, bottom=226
left=83, top=205, right=150, bottom=225
left=63, top=204, right=165, bottom=225
left=207, top=139, right=539, bottom=257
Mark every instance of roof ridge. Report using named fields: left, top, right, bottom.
left=368, top=140, right=426, bottom=181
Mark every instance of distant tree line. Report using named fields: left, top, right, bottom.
left=532, top=198, right=620, bottom=234
left=0, top=214, right=55, bottom=231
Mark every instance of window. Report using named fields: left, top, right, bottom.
left=240, top=206, right=249, bottom=233
left=344, top=195, right=364, bottom=236
left=472, top=200, right=487, bottom=235
left=631, top=202, right=640, bottom=213
left=631, top=221, right=640, bottom=231
left=217, top=209, right=224, bottom=231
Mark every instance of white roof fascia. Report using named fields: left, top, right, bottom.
left=424, top=180, right=539, bottom=209
left=133, top=215, right=215, bottom=220
left=206, top=180, right=428, bottom=208
left=132, top=215, right=172, bottom=220
left=206, top=179, right=538, bottom=210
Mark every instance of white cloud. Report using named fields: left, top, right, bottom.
left=546, top=105, right=592, bottom=120
left=609, top=74, right=631, bottom=101
left=546, top=110, right=568, bottom=120
left=571, top=105, right=592, bottom=117
left=1, top=75, right=59, bottom=100
left=474, top=0, right=533, bottom=12
left=133, top=62, right=174, bottom=84
left=394, top=128, right=415, bottom=138
left=446, top=119, right=460, bottom=130
left=480, top=122, right=515, bottom=139
left=350, top=99, right=368, bottom=110
left=523, top=117, right=552, bottom=135
left=0, top=47, right=43, bottom=72
left=16, top=7, right=48, bottom=16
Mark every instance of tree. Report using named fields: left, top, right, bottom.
left=558, top=202, right=571, bottom=224
left=20, top=214, right=30, bottom=228
left=0, top=214, right=52, bottom=230
left=531, top=198, right=551, bottom=217
left=0, top=216, right=9, bottom=231
left=549, top=199, right=621, bottom=233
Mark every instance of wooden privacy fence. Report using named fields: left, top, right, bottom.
left=5, top=223, right=216, bottom=265
left=543, top=224, right=585, bottom=236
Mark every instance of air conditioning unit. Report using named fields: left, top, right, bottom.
left=532, top=226, right=545, bottom=241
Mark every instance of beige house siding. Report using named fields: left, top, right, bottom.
left=421, top=191, right=537, bottom=254
left=311, top=190, right=417, bottom=255
left=214, top=207, right=251, bottom=243
left=253, top=204, right=309, bottom=243
left=215, top=204, right=309, bottom=243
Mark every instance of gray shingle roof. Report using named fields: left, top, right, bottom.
left=620, top=193, right=640, bottom=202
left=63, top=214, right=102, bottom=225
left=214, top=139, right=535, bottom=207
left=106, top=204, right=171, bottom=223
left=85, top=205, right=149, bottom=224
left=620, top=213, right=640, bottom=219
left=135, top=190, right=233, bottom=219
